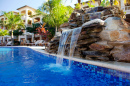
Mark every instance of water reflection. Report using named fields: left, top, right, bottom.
left=42, top=63, right=71, bottom=75
left=0, top=48, right=13, bottom=62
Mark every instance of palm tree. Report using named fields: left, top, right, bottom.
left=37, top=0, right=73, bottom=33
left=110, top=0, right=113, bottom=6
left=3, top=11, right=25, bottom=45
left=0, top=29, right=9, bottom=36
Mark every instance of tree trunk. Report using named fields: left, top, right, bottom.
left=55, top=26, right=57, bottom=35
left=78, top=0, right=81, bottom=3
left=110, top=0, right=113, bottom=6
left=99, top=0, right=101, bottom=5
left=11, top=30, right=14, bottom=46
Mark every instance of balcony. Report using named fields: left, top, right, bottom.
left=21, top=15, right=26, bottom=20
left=27, top=24, right=32, bottom=27
left=125, top=6, right=130, bottom=14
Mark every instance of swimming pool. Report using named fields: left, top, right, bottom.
left=0, top=47, right=130, bottom=86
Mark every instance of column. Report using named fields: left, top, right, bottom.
left=3, top=37, right=5, bottom=43
left=18, top=36, right=20, bottom=41
left=40, top=35, right=42, bottom=40
left=19, top=11, right=21, bottom=15
left=3, top=17, right=6, bottom=30
left=25, top=9, right=28, bottom=42
left=32, top=18, right=34, bottom=24
left=121, top=0, right=125, bottom=11
left=25, top=35, right=27, bottom=43
left=32, top=33, right=34, bottom=42
left=40, top=16, right=43, bottom=23
left=25, top=9, right=28, bottom=27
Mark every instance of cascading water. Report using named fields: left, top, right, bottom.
left=56, top=30, right=72, bottom=65
left=56, top=27, right=82, bottom=68
left=69, top=27, right=82, bottom=67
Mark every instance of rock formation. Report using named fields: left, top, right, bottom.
left=46, top=6, right=130, bottom=62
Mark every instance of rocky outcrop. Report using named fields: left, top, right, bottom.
left=110, top=45, right=130, bottom=62
left=46, top=6, right=130, bottom=62
left=100, top=17, right=130, bottom=41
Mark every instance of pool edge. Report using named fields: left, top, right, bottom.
left=1, top=46, right=130, bottom=73
left=29, top=48, right=130, bottom=73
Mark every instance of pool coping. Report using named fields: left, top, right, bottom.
left=1, top=46, right=130, bottom=73
left=30, top=48, right=130, bottom=73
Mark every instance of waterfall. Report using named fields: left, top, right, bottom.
left=57, top=27, right=82, bottom=67
left=56, top=30, right=72, bottom=65
left=69, top=27, right=82, bottom=67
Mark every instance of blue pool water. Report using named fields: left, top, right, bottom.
left=0, top=47, right=130, bottom=86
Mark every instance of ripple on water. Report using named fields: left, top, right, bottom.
left=42, top=63, right=71, bottom=75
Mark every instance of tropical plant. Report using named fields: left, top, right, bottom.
left=75, top=3, right=81, bottom=10
left=3, top=11, right=25, bottom=45
left=110, top=0, right=128, bottom=6
left=9, top=29, right=23, bottom=36
left=100, top=0, right=110, bottom=7
left=0, top=29, right=9, bottom=36
left=26, top=23, right=41, bottom=34
left=36, top=0, right=73, bottom=33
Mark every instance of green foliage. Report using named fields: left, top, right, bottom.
left=9, top=29, right=23, bottom=36
left=3, top=11, right=25, bottom=30
left=26, top=23, right=41, bottom=34
left=75, top=3, right=81, bottom=10
left=0, top=20, right=4, bottom=27
left=0, top=29, right=9, bottom=36
left=45, top=23, right=55, bottom=37
left=100, top=0, right=110, bottom=7
left=37, top=0, right=73, bottom=31
left=87, top=0, right=95, bottom=8
left=87, top=3, right=95, bottom=8
left=14, top=40, right=20, bottom=45
left=2, top=11, right=25, bottom=45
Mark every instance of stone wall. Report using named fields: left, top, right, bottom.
left=46, top=6, right=130, bottom=62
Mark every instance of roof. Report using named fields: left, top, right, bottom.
left=0, top=11, right=18, bottom=18
left=17, top=5, right=36, bottom=11
left=0, top=15, right=4, bottom=17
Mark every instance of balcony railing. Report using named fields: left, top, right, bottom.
left=125, top=6, right=130, bottom=10
left=27, top=24, right=32, bottom=27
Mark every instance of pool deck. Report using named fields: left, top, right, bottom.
left=1, top=46, right=130, bottom=73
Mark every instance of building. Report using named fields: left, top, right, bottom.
left=0, top=5, right=43, bottom=43
left=120, top=0, right=130, bottom=22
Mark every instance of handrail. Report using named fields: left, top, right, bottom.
left=125, top=6, right=130, bottom=10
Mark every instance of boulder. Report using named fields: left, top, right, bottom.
left=104, top=17, right=129, bottom=30
left=89, top=41, right=113, bottom=51
left=82, top=51, right=110, bottom=57
left=110, top=45, right=130, bottom=62
left=77, top=38, right=100, bottom=45
left=100, top=29, right=130, bottom=41
left=108, top=41, right=130, bottom=46
left=85, top=56, right=109, bottom=61
left=69, top=22, right=78, bottom=27
left=82, top=19, right=105, bottom=28
left=60, top=22, right=69, bottom=28
left=78, top=34, right=89, bottom=40
left=100, top=17, right=130, bottom=41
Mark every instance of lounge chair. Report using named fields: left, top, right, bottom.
left=25, top=40, right=42, bottom=46
left=38, top=40, right=44, bottom=46
left=6, top=41, right=12, bottom=46
left=20, top=39, right=26, bottom=46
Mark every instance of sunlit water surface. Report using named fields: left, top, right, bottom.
left=0, top=47, right=130, bottom=86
